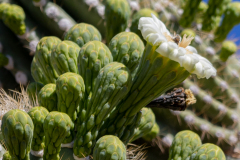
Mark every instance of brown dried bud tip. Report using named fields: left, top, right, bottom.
left=147, top=87, right=196, bottom=111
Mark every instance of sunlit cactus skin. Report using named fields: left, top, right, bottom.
left=31, top=36, right=61, bottom=84
left=3, top=151, right=11, bottom=160
left=179, top=0, right=202, bottom=27
left=43, top=111, right=74, bottom=160
left=219, top=41, right=237, bottom=62
left=28, top=107, right=49, bottom=152
left=93, top=135, right=126, bottom=160
left=27, top=82, right=44, bottom=105
left=51, top=40, right=81, bottom=75
left=1, top=109, right=34, bottom=160
left=142, top=122, right=160, bottom=142
left=202, top=0, right=231, bottom=32
left=190, top=143, right=226, bottom=160
left=78, top=41, right=112, bottom=96
left=130, top=107, right=155, bottom=142
left=214, top=2, right=240, bottom=42
left=168, top=130, right=202, bottom=160
left=109, top=32, right=144, bottom=80
left=130, top=8, right=159, bottom=42
left=0, top=3, right=26, bottom=35
left=74, top=62, right=132, bottom=158
left=64, top=23, right=102, bottom=48
left=38, top=83, right=58, bottom=112
left=105, top=0, right=131, bottom=43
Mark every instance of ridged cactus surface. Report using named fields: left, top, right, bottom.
left=26, top=82, right=44, bottom=105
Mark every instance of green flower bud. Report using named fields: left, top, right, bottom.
left=64, top=23, right=102, bottom=48
left=109, top=32, right=144, bottom=80
left=219, top=41, right=237, bottom=62
left=1, top=109, right=34, bottom=160
left=3, top=151, right=11, bottom=160
left=31, top=36, right=61, bottom=84
left=180, top=29, right=196, bottom=38
left=28, top=107, right=49, bottom=151
left=51, top=40, right=81, bottom=75
left=38, top=84, right=58, bottom=112
left=190, top=143, right=226, bottom=160
left=105, top=0, right=131, bottom=43
left=0, top=3, right=10, bottom=19
left=168, top=130, right=202, bottom=160
left=93, top=135, right=126, bottom=160
left=142, top=122, right=160, bottom=142
left=43, top=111, right=74, bottom=160
left=27, top=82, right=44, bottom=105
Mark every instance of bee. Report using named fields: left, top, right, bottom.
left=172, top=32, right=181, bottom=44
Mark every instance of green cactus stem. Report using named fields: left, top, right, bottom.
left=108, top=32, right=144, bottom=80
left=28, top=107, right=49, bottom=154
left=1, top=109, right=34, bottom=160
left=64, top=23, right=102, bottom=48
left=105, top=0, right=131, bottom=43
left=74, top=62, right=132, bottom=158
left=27, top=82, right=44, bottom=105
left=93, top=135, right=126, bottom=160
left=51, top=40, right=81, bottom=75
left=169, top=130, right=202, bottom=160
left=179, top=0, right=202, bottom=27
left=142, top=122, right=160, bottom=142
left=196, top=2, right=208, bottom=24
left=202, top=0, right=231, bottom=32
left=31, top=36, right=61, bottom=84
left=190, top=143, right=226, bottom=160
left=38, top=83, right=58, bottom=112
left=219, top=41, right=237, bottom=62
left=43, top=111, right=74, bottom=160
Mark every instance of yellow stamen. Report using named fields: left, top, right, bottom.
left=163, top=32, right=174, bottom=42
left=178, top=34, right=194, bottom=48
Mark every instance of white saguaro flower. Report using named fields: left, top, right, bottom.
left=138, top=14, right=216, bottom=79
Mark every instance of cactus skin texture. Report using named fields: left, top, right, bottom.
left=27, top=82, right=44, bottom=105
left=1, top=109, right=34, bottom=160
left=51, top=40, right=81, bottom=75
left=142, top=122, right=160, bottom=142
left=43, top=111, right=74, bottom=160
left=78, top=41, right=113, bottom=96
left=38, top=83, right=58, bottom=112
left=168, top=130, right=202, bottom=160
left=202, top=0, right=231, bottom=32
left=130, top=9, right=159, bottom=42
left=105, top=0, right=131, bottom=43
left=108, top=32, right=144, bottom=80
left=179, top=0, right=202, bottom=27
left=28, top=107, right=49, bottom=152
left=215, top=2, right=240, bottom=42
left=219, top=41, right=237, bottom=62
left=31, top=36, right=61, bottom=84
left=180, top=29, right=196, bottom=38
left=93, top=135, right=126, bottom=160
left=74, top=62, right=132, bottom=158
left=64, top=23, right=102, bottom=48
left=0, top=3, right=26, bottom=35
left=0, top=53, right=8, bottom=68
left=3, top=151, right=11, bottom=160
left=190, top=143, right=226, bottom=160
left=130, top=107, right=155, bottom=142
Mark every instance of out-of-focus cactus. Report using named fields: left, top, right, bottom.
left=180, top=29, right=196, bottom=38
left=108, top=32, right=144, bottom=80
left=130, top=107, right=155, bottom=142
left=38, top=83, right=58, bottom=112
left=196, top=2, right=208, bottom=24
left=0, top=53, right=8, bottom=68
left=28, top=107, right=49, bottom=154
left=1, top=109, right=34, bottom=160
left=78, top=41, right=112, bottom=95
left=190, top=143, right=226, bottom=160
left=105, top=0, right=131, bottom=43
left=2, top=151, right=11, bottom=160
left=130, top=8, right=158, bottom=41
left=219, top=41, right=237, bottom=62
left=64, top=23, right=102, bottom=48
left=27, top=82, right=44, bottom=105
left=43, top=111, right=74, bottom=160
left=31, top=36, right=61, bottom=84
left=168, top=130, right=202, bottom=160
left=0, top=3, right=26, bottom=35
left=93, top=135, right=126, bottom=160
left=179, top=0, right=202, bottom=27
left=202, top=0, right=231, bottom=32
left=142, top=122, right=160, bottom=142
left=214, top=2, right=240, bottom=42
left=74, top=62, right=132, bottom=158
left=51, top=40, right=80, bottom=75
